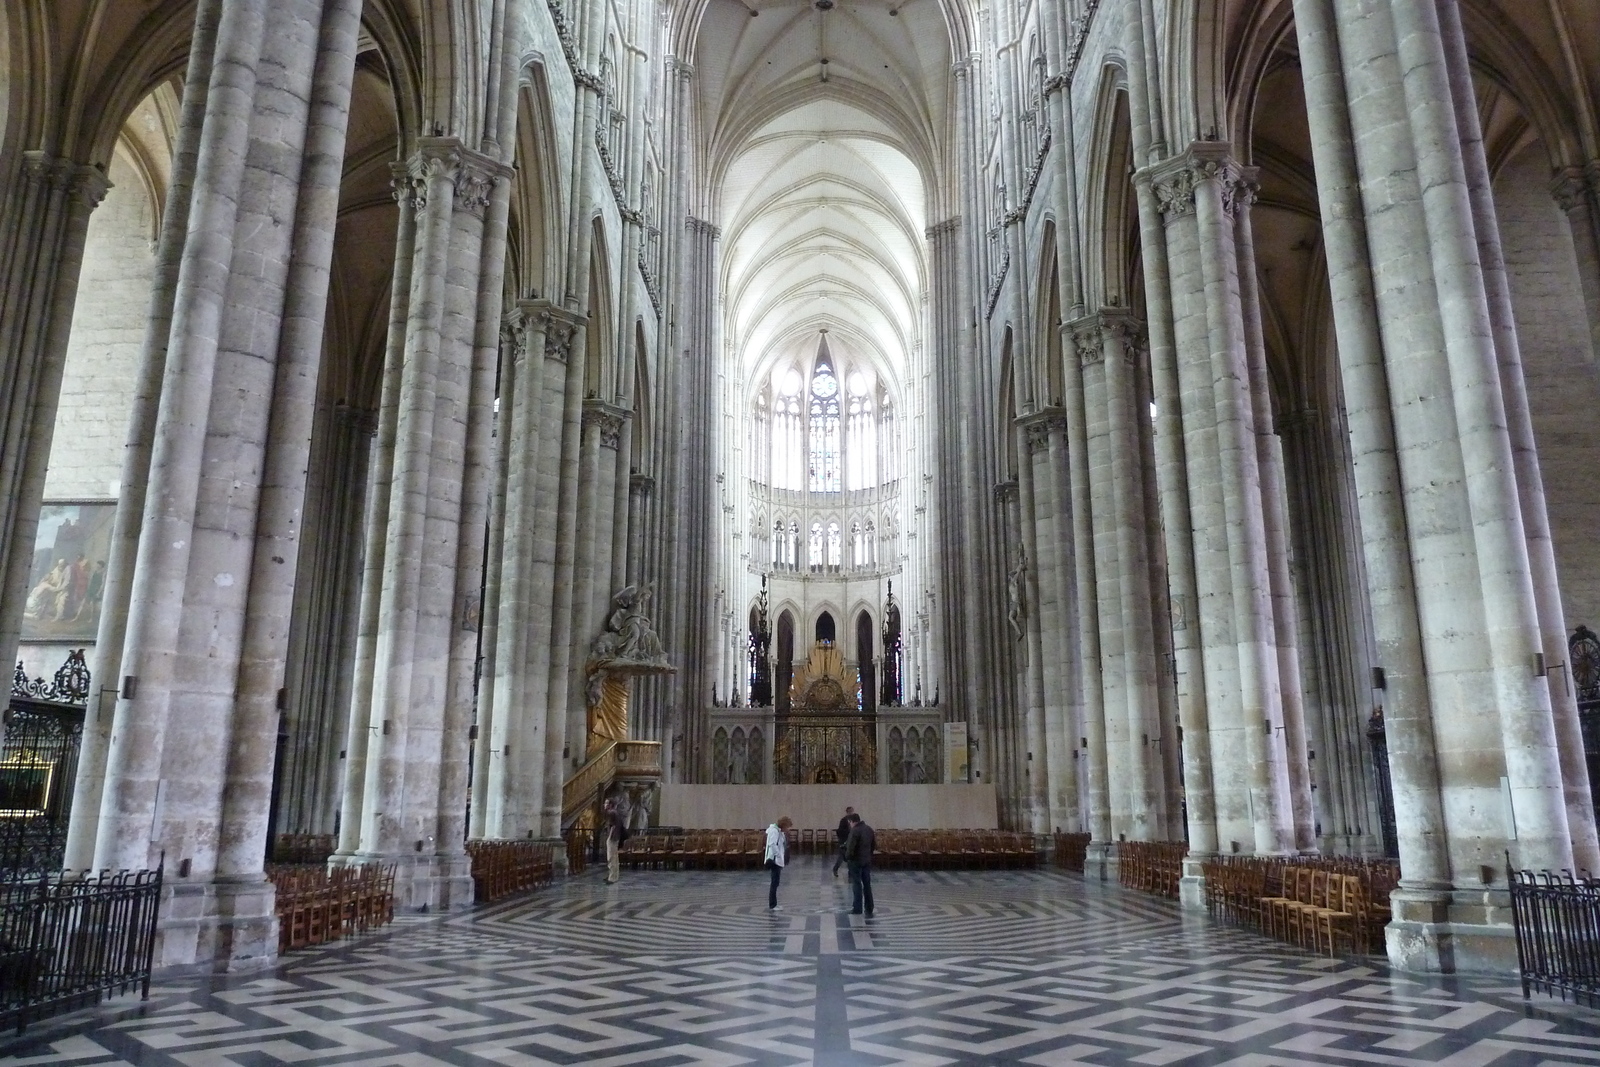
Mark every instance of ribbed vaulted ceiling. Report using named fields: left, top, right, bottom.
left=692, top=0, right=951, bottom=389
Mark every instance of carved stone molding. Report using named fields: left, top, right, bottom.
left=630, top=472, right=656, bottom=497
left=925, top=217, right=961, bottom=240
left=583, top=399, right=631, bottom=450
left=1066, top=314, right=1104, bottom=367
left=1066, top=310, right=1146, bottom=367
left=71, top=165, right=111, bottom=210
left=993, top=479, right=1019, bottom=504
left=1016, top=408, right=1067, bottom=455
left=1099, top=307, right=1145, bottom=362
left=500, top=306, right=529, bottom=356
left=21, top=153, right=111, bottom=210
left=518, top=298, right=586, bottom=364
left=399, top=138, right=512, bottom=221
left=1136, top=142, right=1253, bottom=221
left=686, top=216, right=721, bottom=239
left=1552, top=165, right=1600, bottom=213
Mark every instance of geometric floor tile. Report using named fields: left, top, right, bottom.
left=4, top=856, right=1599, bottom=1065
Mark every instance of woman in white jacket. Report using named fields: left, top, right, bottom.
left=764, top=816, right=793, bottom=910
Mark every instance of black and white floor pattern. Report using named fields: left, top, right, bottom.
left=4, top=857, right=1599, bottom=1065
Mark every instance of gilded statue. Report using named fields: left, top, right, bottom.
left=585, top=583, right=674, bottom=757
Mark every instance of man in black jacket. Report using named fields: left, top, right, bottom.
left=843, top=812, right=875, bottom=915
left=831, top=806, right=855, bottom=876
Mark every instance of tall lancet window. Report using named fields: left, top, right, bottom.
left=772, top=367, right=804, bottom=490
left=808, top=520, right=824, bottom=568
left=826, top=521, right=842, bottom=567
left=880, top=393, right=897, bottom=483
left=809, top=360, right=841, bottom=493
left=752, top=392, right=770, bottom=485
left=846, top=371, right=878, bottom=489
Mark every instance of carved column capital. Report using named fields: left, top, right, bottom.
left=686, top=216, right=721, bottom=239
left=1552, top=166, right=1592, bottom=213
left=1065, top=314, right=1105, bottom=367
left=1016, top=408, right=1066, bottom=454
left=518, top=298, right=586, bottom=363
left=582, top=399, right=631, bottom=450
left=402, top=138, right=511, bottom=220
left=70, top=164, right=112, bottom=210
left=1136, top=142, right=1252, bottom=220
left=1099, top=307, right=1146, bottom=362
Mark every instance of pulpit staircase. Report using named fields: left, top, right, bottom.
left=561, top=738, right=663, bottom=832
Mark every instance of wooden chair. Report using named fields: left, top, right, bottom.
left=1311, top=874, right=1359, bottom=957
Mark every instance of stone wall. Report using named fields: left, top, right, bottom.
left=1497, top=144, right=1600, bottom=633
left=43, top=147, right=154, bottom=502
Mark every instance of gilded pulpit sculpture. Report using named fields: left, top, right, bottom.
left=562, top=585, right=671, bottom=831
left=584, top=583, right=672, bottom=756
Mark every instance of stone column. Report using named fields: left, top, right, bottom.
left=1139, top=146, right=1293, bottom=856
left=520, top=305, right=583, bottom=838
left=1439, top=0, right=1599, bottom=871
left=1103, top=314, right=1165, bottom=840
left=1296, top=0, right=1575, bottom=972
left=1233, top=186, right=1317, bottom=852
left=280, top=401, right=374, bottom=837
left=1042, top=419, right=1081, bottom=832
left=1293, top=0, right=1451, bottom=905
left=92, top=0, right=360, bottom=969
left=335, top=163, right=417, bottom=861
left=1005, top=465, right=1047, bottom=833
left=1552, top=167, right=1600, bottom=366
left=1073, top=316, right=1134, bottom=842
left=1061, top=319, right=1110, bottom=846
left=217, top=0, right=364, bottom=889
left=340, top=140, right=510, bottom=911
left=66, top=0, right=222, bottom=870
left=1125, top=74, right=1220, bottom=894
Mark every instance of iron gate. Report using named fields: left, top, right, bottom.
left=4, top=655, right=89, bottom=873
left=1573, top=626, right=1600, bottom=832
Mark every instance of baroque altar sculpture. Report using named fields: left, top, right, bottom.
left=585, top=583, right=675, bottom=757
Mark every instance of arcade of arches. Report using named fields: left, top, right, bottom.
left=3, top=0, right=1600, bottom=986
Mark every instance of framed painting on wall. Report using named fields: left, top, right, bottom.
left=20, top=501, right=115, bottom=643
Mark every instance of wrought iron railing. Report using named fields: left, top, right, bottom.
left=0, top=866, right=163, bottom=1033
left=1509, top=862, right=1600, bottom=1008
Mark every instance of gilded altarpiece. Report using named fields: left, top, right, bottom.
left=772, top=642, right=876, bottom=784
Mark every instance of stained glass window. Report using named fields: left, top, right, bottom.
left=773, top=367, right=804, bottom=490
left=809, top=362, right=841, bottom=492
left=846, top=373, right=877, bottom=489
left=826, top=521, right=842, bottom=567
left=809, top=520, right=823, bottom=567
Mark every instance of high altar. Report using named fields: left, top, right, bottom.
left=710, top=640, right=947, bottom=785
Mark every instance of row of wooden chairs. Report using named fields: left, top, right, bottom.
left=1261, top=868, right=1371, bottom=955
left=611, top=828, right=1041, bottom=870
left=466, top=841, right=557, bottom=902
left=874, top=830, right=1040, bottom=869
left=267, top=863, right=395, bottom=955
left=1202, top=855, right=1398, bottom=955
left=620, top=831, right=767, bottom=869
left=270, top=833, right=336, bottom=865
left=1054, top=833, right=1092, bottom=872
left=1119, top=841, right=1187, bottom=898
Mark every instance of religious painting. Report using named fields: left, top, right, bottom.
left=20, top=502, right=115, bottom=642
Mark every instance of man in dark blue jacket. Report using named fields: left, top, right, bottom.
left=832, top=806, right=855, bottom=876
left=843, top=812, right=875, bottom=915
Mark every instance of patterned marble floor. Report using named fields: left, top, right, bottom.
left=4, top=856, right=1600, bottom=1065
